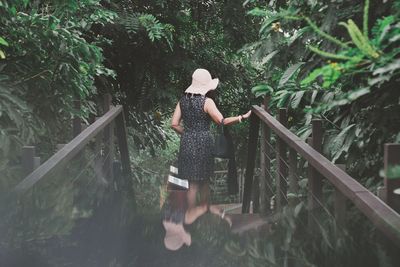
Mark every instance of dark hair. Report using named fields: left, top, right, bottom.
left=205, top=90, right=217, bottom=101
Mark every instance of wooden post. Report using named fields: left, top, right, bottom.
left=306, top=120, right=323, bottom=230
left=260, top=96, right=272, bottom=215
left=103, top=94, right=114, bottom=180
left=308, top=120, right=323, bottom=210
left=288, top=148, right=299, bottom=206
left=334, top=164, right=347, bottom=233
left=22, top=146, right=35, bottom=176
left=384, top=144, right=400, bottom=213
left=33, top=157, right=41, bottom=170
left=276, top=108, right=288, bottom=211
left=73, top=99, right=82, bottom=137
left=115, top=110, right=132, bottom=178
left=242, top=112, right=260, bottom=213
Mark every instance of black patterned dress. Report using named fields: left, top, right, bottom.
left=178, top=94, right=214, bottom=182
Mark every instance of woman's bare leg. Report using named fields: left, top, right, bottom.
left=199, top=181, right=210, bottom=206
left=184, top=204, right=208, bottom=224
left=187, top=182, right=199, bottom=209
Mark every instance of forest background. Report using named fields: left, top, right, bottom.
left=1, top=0, right=400, bottom=266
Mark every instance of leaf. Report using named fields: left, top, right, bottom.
left=373, top=58, right=400, bottom=75
left=301, top=67, right=324, bottom=86
left=279, top=62, right=304, bottom=88
left=310, top=90, right=318, bottom=104
left=287, top=27, right=310, bottom=46
left=247, top=7, right=270, bottom=17
left=298, top=178, right=308, bottom=189
left=251, top=84, right=274, bottom=97
left=291, top=91, right=305, bottom=109
left=0, top=37, right=9, bottom=47
left=294, top=202, right=304, bottom=217
left=0, top=50, right=5, bottom=59
left=318, top=222, right=333, bottom=249
left=347, top=87, right=370, bottom=101
left=259, top=16, right=280, bottom=36
left=259, top=50, right=278, bottom=66
left=330, top=124, right=355, bottom=162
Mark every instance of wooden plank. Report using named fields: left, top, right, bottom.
left=242, top=113, right=260, bottom=213
left=14, top=106, right=123, bottom=194
left=276, top=108, right=288, bottom=211
left=384, top=144, right=400, bottom=213
left=22, top=146, right=35, bottom=176
left=252, top=105, right=400, bottom=247
left=260, top=96, right=272, bottom=215
left=230, top=214, right=272, bottom=234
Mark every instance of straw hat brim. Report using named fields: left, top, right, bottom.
left=163, top=221, right=191, bottom=251
left=184, top=78, right=219, bottom=95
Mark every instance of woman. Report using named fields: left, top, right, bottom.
left=170, top=68, right=251, bottom=220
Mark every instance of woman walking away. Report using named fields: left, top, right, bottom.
left=170, top=68, right=251, bottom=223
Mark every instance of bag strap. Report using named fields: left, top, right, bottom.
left=219, top=118, right=225, bottom=134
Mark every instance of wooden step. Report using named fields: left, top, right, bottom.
left=229, top=214, right=272, bottom=234
left=214, top=203, right=272, bottom=234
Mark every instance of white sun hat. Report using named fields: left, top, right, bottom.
left=184, top=68, right=219, bottom=95
left=163, top=220, right=192, bottom=251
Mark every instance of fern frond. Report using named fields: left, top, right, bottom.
left=308, top=45, right=354, bottom=61
left=363, top=0, right=370, bottom=38
left=304, top=17, right=349, bottom=49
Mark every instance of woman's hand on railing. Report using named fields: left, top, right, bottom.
left=242, top=110, right=251, bottom=120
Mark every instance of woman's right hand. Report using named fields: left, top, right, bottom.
left=242, top=110, right=251, bottom=119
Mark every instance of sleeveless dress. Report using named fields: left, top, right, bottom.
left=178, top=94, right=214, bottom=181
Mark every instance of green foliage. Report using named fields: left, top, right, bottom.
left=0, top=0, right=116, bottom=188
left=245, top=0, right=399, bottom=265
left=119, top=12, right=174, bottom=50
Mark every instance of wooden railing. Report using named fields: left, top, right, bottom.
left=242, top=99, right=400, bottom=247
left=14, top=94, right=132, bottom=195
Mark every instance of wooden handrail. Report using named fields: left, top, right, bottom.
left=14, top=105, right=123, bottom=194
left=251, top=105, right=400, bottom=247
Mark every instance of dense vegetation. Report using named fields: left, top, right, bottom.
left=1, top=0, right=400, bottom=266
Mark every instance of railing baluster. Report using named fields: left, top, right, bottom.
left=276, top=108, right=288, bottom=211
left=384, top=144, right=400, bottom=213
left=288, top=148, right=298, bottom=207
left=334, top=164, right=347, bottom=234
left=242, top=112, right=260, bottom=213
left=260, top=96, right=272, bottom=215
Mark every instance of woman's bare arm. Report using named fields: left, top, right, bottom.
left=204, top=98, right=251, bottom=125
left=171, top=102, right=184, bottom=134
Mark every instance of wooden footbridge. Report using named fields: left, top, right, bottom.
left=1, top=94, right=400, bottom=264
left=240, top=96, right=400, bottom=247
